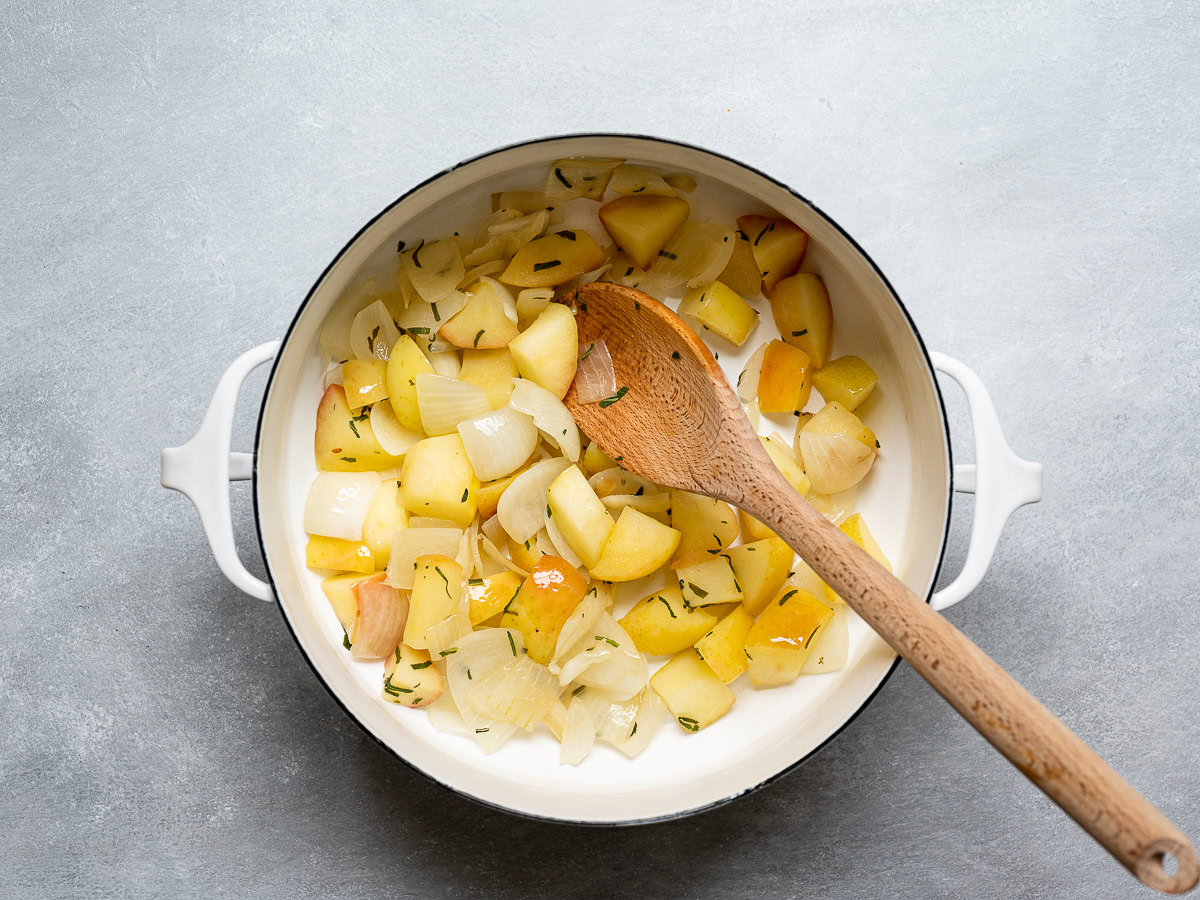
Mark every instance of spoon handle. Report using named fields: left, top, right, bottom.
left=745, top=473, right=1196, bottom=893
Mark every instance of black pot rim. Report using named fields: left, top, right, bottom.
left=251, top=131, right=953, bottom=827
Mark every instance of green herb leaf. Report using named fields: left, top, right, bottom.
left=468, top=578, right=484, bottom=586
left=678, top=716, right=700, bottom=732
left=532, top=259, right=562, bottom=271
left=671, top=350, right=681, bottom=360
left=792, top=329, right=808, bottom=337
left=395, top=647, right=401, bottom=662
left=411, top=239, right=425, bottom=268
left=342, top=628, right=352, bottom=650
left=658, top=596, right=676, bottom=618
left=411, top=660, right=432, bottom=670
left=406, top=326, right=430, bottom=335
left=507, top=631, right=517, bottom=656
left=556, top=229, right=577, bottom=241
left=778, top=589, right=799, bottom=606
left=754, top=222, right=773, bottom=245
left=439, top=648, right=458, bottom=656
left=657, top=250, right=678, bottom=261
left=546, top=503, right=552, bottom=518
left=474, top=329, right=485, bottom=348
left=461, top=488, right=469, bottom=503
left=554, top=167, right=572, bottom=188
left=598, top=386, right=629, bottom=408
left=431, top=302, right=440, bottom=322
left=687, top=582, right=709, bottom=599
left=806, top=624, right=822, bottom=647
left=475, top=727, right=489, bottom=733
left=347, top=419, right=360, bottom=438
left=434, top=565, right=451, bottom=596
left=580, top=343, right=594, bottom=361
left=594, top=635, right=619, bottom=647
left=340, top=456, right=356, bottom=462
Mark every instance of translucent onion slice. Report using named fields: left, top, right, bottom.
left=560, top=697, right=595, bottom=765
left=497, top=457, right=572, bottom=543
left=385, top=527, right=463, bottom=589
left=543, top=506, right=584, bottom=569
left=464, top=210, right=548, bottom=266
left=457, top=407, right=539, bottom=482
left=600, top=493, right=671, bottom=515
left=554, top=197, right=614, bottom=250
left=401, top=238, right=466, bottom=304
left=515, top=288, right=553, bottom=329
left=481, top=534, right=528, bottom=577
left=543, top=697, right=568, bottom=740
left=800, top=603, right=850, bottom=674
left=609, top=164, right=677, bottom=197
left=349, top=578, right=408, bottom=660
left=588, top=467, right=659, bottom=498
left=737, top=342, right=768, bottom=402
left=445, top=629, right=521, bottom=753
left=350, top=299, right=401, bottom=361
left=806, top=485, right=856, bottom=525
left=320, top=276, right=384, bottom=361
left=303, top=472, right=381, bottom=541
left=425, top=610, right=472, bottom=658
left=369, top=401, right=424, bottom=457
left=481, top=514, right=507, bottom=548
left=645, top=222, right=735, bottom=292
left=798, top=430, right=876, bottom=493
left=473, top=208, right=522, bottom=246
left=455, top=523, right=475, bottom=578
left=577, top=686, right=639, bottom=745
left=744, top=400, right=761, bottom=432
left=605, top=252, right=648, bottom=289
left=468, top=518, right=484, bottom=577
left=425, top=688, right=469, bottom=736
left=551, top=586, right=610, bottom=670
left=425, top=347, right=461, bottom=378
left=458, top=259, right=507, bottom=289
left=508, top=378, right=581, bottom=462
left=323, top=359, right=344, bottom=388
left=573, top=340, right=618, bottom=405
left=554, top=262, right=613, bottom=300
left=566, top=613, right=647, bottom=701
left=416, top=374, right=491, bottom=436
left=543, top=157, right=623, bottom=201
left=466, top=655, right=560, bottom=731
left=396, top=292, right=468, bottom=348
left=610, top=687, right=666, bottom=758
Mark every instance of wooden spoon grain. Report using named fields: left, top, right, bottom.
left=563, top=281, right=1197, bottom=895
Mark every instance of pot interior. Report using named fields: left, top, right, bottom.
left=255, top=135, right=951, bottom=822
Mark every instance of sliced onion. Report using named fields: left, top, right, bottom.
left=369, top=401, right=424, bottom=457
left=425, top=688, right=469, bottom=735
left=800, top=603, right=849, bottom=674
left=458, top=259, right=507, bottom=289
left=396, top=291, right=468, bottom=347
left=466, top=655, right=560, bottom=731
left=560, top=696, right=595, bottom=765
left=457, top=407, right=539, bottom=482
left=416, top=373, right=491, bottom=436
left=573, top=339, right=617, bottom=405
left=542, top=507, right=584, bottom=569
left=472, top=208, right=523, bottom=246
left=577, top=686, right=639, bottom=744
left=543, top=157, right=623, bottom=201
left=464, top=210, right=548, bottom=266
left=565, top=613, right=647, bottom=701
left=455, top=523, right=474, bottom=577
left=799, top=429, right=876, bottom=493
left=303, top=473, right=381, bottom=541
left=611, top=687, right=666, bottom=758
left=349, top=577, right=408, bottom=660
left=481, top=514, right=506, bottom=548
left=744, top=400, right=761, bottom=431
left=408, top=516, right=461, bottom=529
left=444, top=629, right=521, bottom=753
left=508, top=378, right=581, bottom=462
left=385, top=527, right=463, bottom=589
left=320, top=276, right=383, bottom=362
left=554, top=262, right=613, bottom=299
left=605, top=252, right=648, bottom=288
left=323, top=359, right=344, bottom=388
left=600, top=493, right=671, bottom=515
left=610, top=164, right=676, bottom=197
left=425, top=347, right=461, bottom=378
left=350, top=299, right=401, bottom=361
left=588, top=467, right=659, bottom=498
left=645, top=222, right=736, bottom=292
left=550, top=585, right=610, bottom=670
left=468, top=518, right=484, bottom=578
left=497, top=457, right=572, bottom=543
left=737, top=342, right=768, bottom=402
left=554, top=197, right=613, bottom=250
left=515, top=288, right=554, bottom=329
left=806, top=485, right=856, bottom=525
left=402, top=238, right=466, bottom=304
left=480, top=534, right=528, bottom=576
left=424, top=610, right=472, bottom=658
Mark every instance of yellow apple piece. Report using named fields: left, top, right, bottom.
left=609, top=163, right=677, bottom=197
left=384, top=334, right=435, bottom=432
left=404, top=554, right=463, bottom=650
left=824, top=513, right=892, bottom=604
left=695, top=604, right=755, bottom=683
left=515, top=288, right=554, bottom=329
left=399, top=433, right=479, bottom=528
left=726, top=537, right=794, bottom=615
left=669, top=490, right=739, bottom=565
left=476, top=469, right=522, bottom=521
left=305, top=534, right=373, bottom=573
left=598, top=194, right=689, bottom=270
left=800, top=604, right=849, bottom=675
left=677, top=280, right=758, bottom=346
left=619, top=588, right=716, bottom=655
left=439, top=279, right=520, bottom=349
left=508, top=532, right=546, bottom=571
left=507, top=302, right=578, bottom=398
left=743, top=587, right=832, bottom=686
left=341, top=358, right=389, bottom=410
left=675, top=555, right=743, bottom=608
left=757, top=339, right=812, bottom=413
left=500, top=556, right=588, bottom=663
left=546, top=464, right=613, bottom=569
left=582, top=442, right=619, bottom=477
left=500, top=229, right=607, bottom=288
left=458, top=347, right=518, bottom=409
left=362, top=478, right=407, bottom=569
left=811, top=355, right=878, bottom=412
left=589, top=507, right=681, bottom=582
left=320, top=572, right=373, bottom=631
left=736, top=214, right=809, bottom=294
left=466, top=570, right=524, bottom=626
left=651, top=650, right=735, bottom=732
left=718, top=228, right=763, bottom=296
left=382, top=644, right=444, bottom=707
left=663, top=173, right=697, bottom=193
left=315, top=384, right=405, bottom=472
left=769, top=272, right=833, bottom=368
left=761, top=433, right=810, bottom=493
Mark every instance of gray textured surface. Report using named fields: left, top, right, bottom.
left=2, top=2, right=1198, bottom=897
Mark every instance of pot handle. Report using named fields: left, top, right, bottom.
left=161, top=341, right=281, bottom=601
left=928, top=352, right=1042, bottom=611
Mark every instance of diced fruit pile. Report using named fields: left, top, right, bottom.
left=305, top=158, right=890, bottom=763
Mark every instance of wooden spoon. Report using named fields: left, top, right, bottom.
left=564, top=281, right=1197, bottom=894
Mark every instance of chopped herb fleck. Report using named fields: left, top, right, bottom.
left=395, top=647, right=401, bottom=663
left=745, top=649, right=753, bottom=660
left=594, top=635, right=619, bottom=647
left=754, top=222, right=773, bottom=245
left=411, top=239, right=425, bottom=268
left=467, top=669, right=472, bottom=680
left=672, top=350, right=681, bottom=359
left=687, top=582, right=708, bottom=599
left=678, top=716, right=700, bottom=732
left=431, top=302, right=440, bottom=322
left=468, top=578, right=484, bottom=586
left=632, top=186, right=645, bottom=193
left=712, top=532, right=721, bottom=546
left=407, top=326, right=430, bottom=335
left=474, top=329, right=485, bottom=348
left=507, top=631, right=517, bottom=656
left=580, top=343, right=594, bottom=362
left=631, top=722, right=638, bottom=736
left=461, top=488, right=469, bottom=503
left=634, top=300, right=641, bottom=311
left=347, top=419, right=360, bottom=438
left=342, top=628, right=352, bottom=650
left=554, top=167, right=572, bottom=188
left=806, top=624, right=822, bottom=647
left=533, top=259, right=562, bottom=271
left=434, top=565, right=451, bottom=595
left=778, top=589, right=799, bottom=606
left=340, top=456, right=356, bottom=462
left=876, top=440, right=881, bottom=448
left=657, top=250, right=678, bottom=261
left=439, top=648, right=458, bottom=657
left=411, top=660, right=432, bottom=670
left=383, top=675, right=413, bottom=695
left=625, top=267, right=634, bottom=277
left=503, top=585, right=521, bottom=615
left=599, top=386, right=629, bottom=407
left=546, top=503, right=552, bottom=518
left=658, top=596, right=676, bottom=618
left=475, top=727, right=489, bottom=733
left=396, top=240, right=406, bottom=253
left=556, top=229, right=577, bottom=241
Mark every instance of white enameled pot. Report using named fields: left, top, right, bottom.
left=161, top=135, right=1042, bottom=824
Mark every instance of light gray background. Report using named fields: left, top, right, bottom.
left=2, top=2, right=1197, bottom=898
